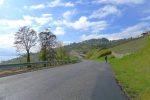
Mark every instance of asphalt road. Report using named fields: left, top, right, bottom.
left=0, top=60, right=127, bottom=100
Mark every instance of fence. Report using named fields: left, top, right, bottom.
left=0, top=60, right=80, bottom=71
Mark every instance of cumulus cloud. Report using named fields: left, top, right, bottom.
left=0, top=14, right=53, bottom=30
left=80, top=22, right=150, bottom=41
left=48, top=0, right=75, bottom=7
left=24, top=14, right=53, bottom=25
left=25, top=0, right=75, bottom=10
left=29, top=4, right=46, bottom=9
left=42, top=14, right=52, bottom=17
left=0, top=0, right=4, bottom=5
left=92, top=0, right=144, bottom=5
left=0, top=33, right=14, bottom=48
left=66, top=16, right=108, bottom=32
left=53, top=26, right=65, bottom=35
left=63, top=10, right=76, bottom=20
left=64, top=2, right=75, bottom=7
left=89, top=5, right=121, bottom=19
left=0, top=18, right=32, bottom=29
left=0, top=33, right=17, bottom=57
left=52, top=16, right=108, bottom=33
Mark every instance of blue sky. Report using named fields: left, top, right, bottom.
left=0, top=0, right=150, bottom=60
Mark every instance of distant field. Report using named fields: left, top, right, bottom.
left=110, top=37, right=150, bottom=99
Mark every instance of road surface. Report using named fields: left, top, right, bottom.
left=0, top=60, right=127, bottom=100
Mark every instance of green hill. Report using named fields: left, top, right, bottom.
left=111, top=37, right=149, bottom=54
left=86, top=36, right=149, bottom=60
left=111, top=36, right=150, bottom=99
left=64, top=38, right=133, bottom=55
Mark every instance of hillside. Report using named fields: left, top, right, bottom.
left=64, top=38, right=134, bottom=55
left=111, top=36, right=150, bottom=99
left=1, top=53, right=39, bottom=64
left=86, top=36, right=149, bottom=59
left=111, top=37, right=149, bottom=54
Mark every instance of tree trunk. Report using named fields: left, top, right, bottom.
left=43, top=45, right=47, bottom=67
left=27, top=49, right=31, bottom=68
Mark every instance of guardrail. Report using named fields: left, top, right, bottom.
left=0, top=59, right=80, bottom=71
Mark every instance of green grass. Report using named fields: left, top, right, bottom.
left=86, top=37, right=149, bottom=61
left=86, top=49, right=111, bottom=59
left=111, top=37, right=149, bottom=54
left=95, top=54, right=115, bottom=61
left=110, top=38, right=150, bottom=100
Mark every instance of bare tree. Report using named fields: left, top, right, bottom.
left=14, top=26, right=37, bottom=65
left=39, top=28, right=57, bottom=62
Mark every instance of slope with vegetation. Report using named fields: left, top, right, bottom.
left=86, top=36, right=149, bottom=60
left=64, top=38, right=135, bottom=55
left=111, top=36, right=150, bottom=99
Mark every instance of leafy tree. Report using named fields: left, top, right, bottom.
left=14, top=26, right=37, bottom=66
left=56, top=42, right=70, bottom=60
left=39, top=28, right=57, bottom=62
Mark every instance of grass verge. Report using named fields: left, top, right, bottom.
left=110, top=42, right=150, bottom=100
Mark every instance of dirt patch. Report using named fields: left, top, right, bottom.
left=0, top=69, right=26, bottom=76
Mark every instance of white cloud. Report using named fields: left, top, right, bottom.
left=35, top=17, right=51, bottom=25
left=48, top=0, right=75, bottom=7
left=75, top=0, right=91, bottom=5
left=89, top=5, right=121, bottom=19
left=141, top=16, right=150, bottom=20
left=92, top=0, right=144, bottom=5
left=63, top=10, right=76, bottom=20
left=23, top=15, right=53, bottom=25
left=0, top=14, right=53, bottom=39
left=0, top=0, right=4, bottom=5
left=0, top=33, right=14, bottom=48
left=80, top=22, right=150, bottom=41
left=53, top=26, right=65, bottom=35
left=64, top=2, right=75, bottom=7
left=52, top=16, right=108, bottom=33
left=67, top=16, right=91, bottom=29
left=65, top=16, right=108, bottom=32
left=0, top=33, right=17, bottom=57
left=48, top=0, right=61, bottom=7
left=30, top=4, right=46, bottom=9
left=25, top=0, right=75, bottom=10
left=0, top=18, right=32, bottom=29
left=42, top=13, right=52, bottom=17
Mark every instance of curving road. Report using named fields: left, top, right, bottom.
left=0, top=60, right=127, bottom=100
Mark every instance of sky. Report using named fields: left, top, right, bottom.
left=0, top=0, right=150, bottom=60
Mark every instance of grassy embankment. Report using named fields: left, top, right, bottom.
left=86, top=37, right=149, bottom=60
left=110, top=37, right=150, bottom=99
left=86, top=36, right=150, bottom=99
